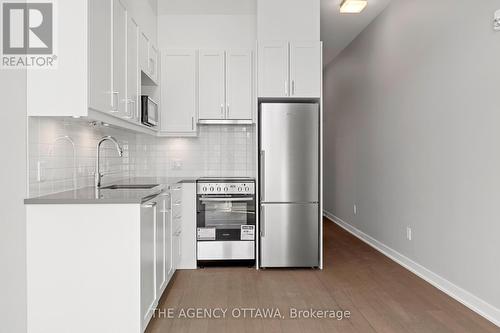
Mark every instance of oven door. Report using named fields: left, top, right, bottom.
left=197, top=195, right=256, bottom=241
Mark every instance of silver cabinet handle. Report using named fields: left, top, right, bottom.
left=260, top=205, right=265, bottom=237
left=220, top=104, right=224, bottom=116
left=227, top=104, right=230, bottom=118
left=260, top=150, right=265, bottom=201
left=123, top=99, right=134, bottom=119
left=284, top=81, right=288, bottom=96
left=191, top=116, right=194, bottom=130
left=110, top=91, right=119, bottom=112
left=291, top=80, right=295, bottom=96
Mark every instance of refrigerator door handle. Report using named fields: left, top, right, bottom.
left=260, top=150, right=265, bottom=202
left=260, top=205, right=265, bottom=237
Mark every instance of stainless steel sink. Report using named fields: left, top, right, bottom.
left=101, top=184, right=159, bottom=190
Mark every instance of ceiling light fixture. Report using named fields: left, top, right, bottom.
left=340, top=0, right=367, bottom=14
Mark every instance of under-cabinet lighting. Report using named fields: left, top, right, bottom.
left=340, top=0, right=367, bottom=13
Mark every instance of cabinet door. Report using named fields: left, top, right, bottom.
left=258, top=41, right=289, bottom=97
left=139, top=32, right=150, bottom=75
left=289, top=41, right=321, bottom=98
left=88, top=0, right=112, bottom=113
left=155, top=197, right=166, bottom=296
left=149, top=45, right=159, bottom=82
left=165, top=197, right=174, bottom=281
left=173, top=229, right=182, bottom=271
left=140, top=201, right=157, bottom=326
left=161, top=50, right=197, bottom=135
left=112, top=0, right=127, bottom=115
left=126, top=17, right=139, bottom=121
left=226, top=50, right=253, bottom=120
left=199, top=50, right=225, bottom=120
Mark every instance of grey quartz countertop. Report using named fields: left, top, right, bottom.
left=24, top=177, right=198, bottom=205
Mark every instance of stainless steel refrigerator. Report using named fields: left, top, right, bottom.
left=259, top=102, right=320, bottom=268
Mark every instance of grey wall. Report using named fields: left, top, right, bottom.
left=0, top=71, right=27, bottom=330
left=324, top=0, right=500, bottom=315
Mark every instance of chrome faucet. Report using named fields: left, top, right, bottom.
left=95, top=136, right=123, bottom=188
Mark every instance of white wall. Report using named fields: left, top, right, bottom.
left=0, top=70, right=27, bottom=331
left=257, top=0, right=320, bottom=41
left=27, top=118, right=155, bottom=197
left=324, top=0, right=500, bottom=323
left=27, top=120, right=256, bottom=197
left=158, top=14, right=256, bottom=49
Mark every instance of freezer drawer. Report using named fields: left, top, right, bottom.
left=260, top=203, right=319, bottom=267
left=197, top=241, right=255, bottom=260
left=260, top=103, right=319, bottom=203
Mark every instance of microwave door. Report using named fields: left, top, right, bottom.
left=148, top=99, right=159, bottom=126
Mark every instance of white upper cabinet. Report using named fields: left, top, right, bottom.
left=226, top=50, right=253, bottom=120
left=149, top=45, right=159, bottom=83
left=89, top=0, right=112, bottom=114
left=258, top=41, right=321, bottom=98
left=126, top=16, right=140, bottom=121
left=160, top=49, right=198, bottom=136
left=198, top=49, right=253, bottom=122
left=112, top=0, right=128, bottom=116
left=139, top=31, right=159, bottom=86
left=258, top=41, right=289, bottom=98
left=289, top=41, right=321, bottom=98
left=199, top=50, right=226, bottom=120
left=139, top=32, right=150, bottom=76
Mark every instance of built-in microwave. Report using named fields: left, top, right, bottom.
left=141, top=96, right=159, bottom=127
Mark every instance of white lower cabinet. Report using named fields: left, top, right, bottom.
left=179, top=183, right=197, bottom=269
left=25, top=183, right=198, bottom=333
left=140, top=183, right=196, bottom=330
left=173, top=228, right=182, bottom=270
left=155, top=195, right=167, bottom=298
left=140, top=200, right=157, bottom=330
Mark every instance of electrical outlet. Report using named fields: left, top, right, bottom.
left=406, top=227, right=412, bottom=241
left=172, top=160, right=183, bottom=170
left=494, top=9, right=500, bottom=31
left=353, top=204, right=358, bottom=216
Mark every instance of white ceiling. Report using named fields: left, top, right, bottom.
left=321, top=0, right=391, bottom=65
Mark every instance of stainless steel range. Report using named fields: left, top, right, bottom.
left=196, top=178, right=256, bottom=264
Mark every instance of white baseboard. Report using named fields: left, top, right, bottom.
left=323, top=210, right=500, bottom=328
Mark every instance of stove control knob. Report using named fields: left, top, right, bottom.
left=224, top=187, right=228, bottom=192
left=210, top=187, right=214, bottom=192
left=245, top=187, right=250, bottom=192
left=216, top=187, right=221, bottom=192
left=238, top=187, right=242, bottom=192
left=202, top=186, right=207, bottom=192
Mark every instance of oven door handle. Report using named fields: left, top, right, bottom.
left=199, top=197, right=254, bottom=202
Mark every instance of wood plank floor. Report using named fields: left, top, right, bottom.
left=146, top=219, right=500, bottom=333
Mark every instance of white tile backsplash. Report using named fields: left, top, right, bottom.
left=28, top=118, right=256, bottom=197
